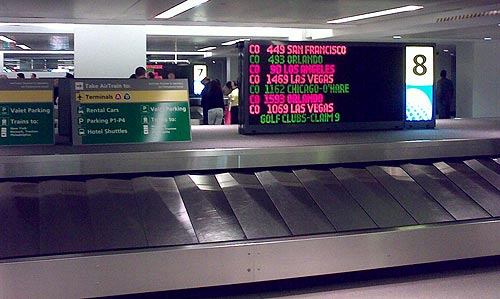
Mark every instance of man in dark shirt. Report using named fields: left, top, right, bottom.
left=436, top=70, right=454, bottom=119
left=200, top=77, right=210, bottom=125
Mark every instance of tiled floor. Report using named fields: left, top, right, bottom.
left=258, top=263, right=500, bottom=299
left=110, top=256, right=500, bottom=299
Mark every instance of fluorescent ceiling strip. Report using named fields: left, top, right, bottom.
left=3, top=50, right=211, bottom=56
left=147, top=51, right=212, bottom=58
left=16, top=44, right=31, bottom=50
left=197, top=46, right=216, bottom=51
left=155, top=0, right=209, bottom=19
left=149, top=59, right=191, bottom=64
left=0, top=35, right=16, bottom=43
left=221, top=38, right=250, bottom=46
left=327, top=5, right=423, bottom=24
left=147, top=51, right=208, bottom=56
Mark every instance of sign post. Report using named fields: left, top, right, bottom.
left=405, top=46, right=435, bottom=128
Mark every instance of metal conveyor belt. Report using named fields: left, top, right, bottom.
left=2, top=157, right=500, bottom=260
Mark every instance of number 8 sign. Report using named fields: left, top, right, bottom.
left=405, top=46, right=434, bottom=121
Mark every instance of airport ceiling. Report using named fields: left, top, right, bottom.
left=0, top=0, right=499, bottom=55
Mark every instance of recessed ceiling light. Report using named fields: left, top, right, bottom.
left=150, top=59, right=191, bottom=64
left=0, top=35, right=16, bottom=43
left=327, top=5, right=423, bottom=24
left=484, top=37, right=492, bottom=41
left=147, top=51, right=210, bottom=56
left=443, top=49, right=449, bottom=52
left=16, top=44, right=31, bottom=50
left=155, top=0, right=210, bottom=19
left=221, top=38, right=250, bottom=46
left=392, top=35, right=402, bottom=39
left=197, top=46, right=216, bottom=51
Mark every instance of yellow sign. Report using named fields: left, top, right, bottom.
left=0, top=91, right=53, bottom=103
left=75, top=90, right=188, bottom=103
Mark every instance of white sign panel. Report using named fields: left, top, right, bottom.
left=405, top=46, right=434, bottom=121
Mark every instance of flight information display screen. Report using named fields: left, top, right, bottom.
left=239, top=41, right=432, bottom=134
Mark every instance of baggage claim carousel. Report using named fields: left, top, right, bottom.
left=2, top=118, right=500, bottom=298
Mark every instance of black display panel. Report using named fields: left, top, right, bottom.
left=239, top=41, right=407, bottom=134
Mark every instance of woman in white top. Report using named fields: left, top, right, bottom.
left=228, top=81, right=239, bottom=124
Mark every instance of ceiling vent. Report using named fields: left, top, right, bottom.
left=436, top=10, right=499, bottom=23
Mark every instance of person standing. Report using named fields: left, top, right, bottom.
left=206, top=80, right=225, bottom=125
left=222, top=81, right=232, bottom=96
left=228, top=81, right=239, bottom=124
left=200, top=77, right=210, bottom=125
left=436, top=70, right=454, bottom=119
left=134, top=67, right=147, bottom=79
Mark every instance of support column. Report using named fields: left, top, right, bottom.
left=472, top=41, right=500, bottom=117
left=455, top=42, right=474, bottom=118
left=227, top=56, right=239, bottom=82
left=74, top=25, right=146, bottom=78
left=0, top=52, right=4, bottom=74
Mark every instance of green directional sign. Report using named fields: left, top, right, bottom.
left=71, top=79, right=191, bottom=144
left=0, top=80, right=54, bottom=145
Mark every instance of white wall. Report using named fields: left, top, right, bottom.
left=227, top=55, right=239, bottom=83
left=435, top=46, right=456, bottom=114
left=456, top=41, right=500, bottom=118
left=456, top=42, right=474, bottom=118
left=74, top=25, right=146, bottom=78
left=472, top=41, right=500, bottom=117
left=435, top=50, right=453, bottom=80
